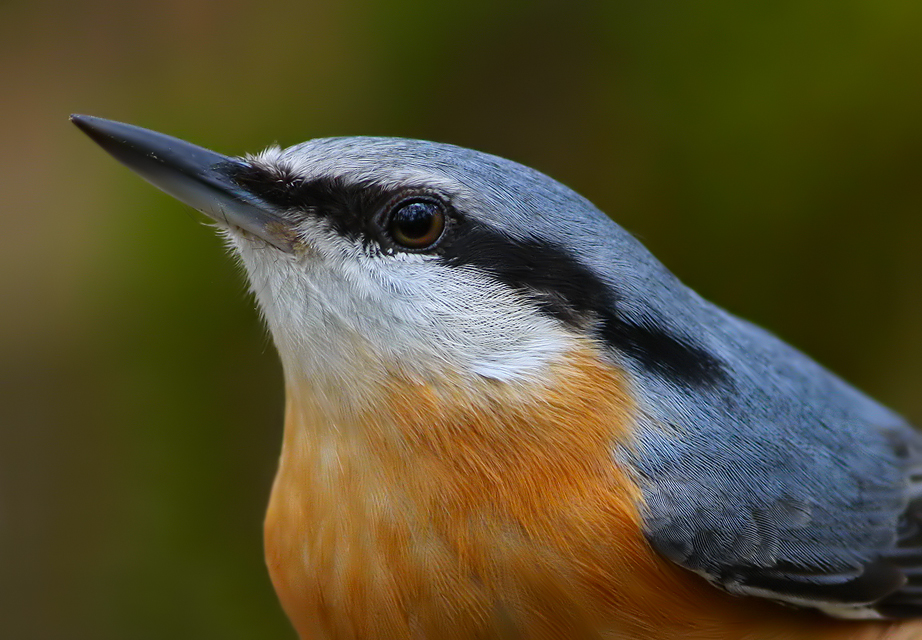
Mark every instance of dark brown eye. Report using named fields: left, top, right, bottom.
left=388, top=199, right=446, bottom=249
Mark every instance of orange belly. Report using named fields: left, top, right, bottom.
left=263, top=345, right=917, bottom=640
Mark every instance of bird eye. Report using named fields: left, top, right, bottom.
left=387, top=199, right=446, bottom=250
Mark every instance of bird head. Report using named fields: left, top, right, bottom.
left=72, top=116, right=725, bottom=415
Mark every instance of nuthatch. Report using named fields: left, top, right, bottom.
left=73, top=114, right=922, bottom=640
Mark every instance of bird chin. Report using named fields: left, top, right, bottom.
left=216, top=222, right=308, bottom=257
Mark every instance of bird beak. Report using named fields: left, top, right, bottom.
left=71, top=114, right=296, bottom=253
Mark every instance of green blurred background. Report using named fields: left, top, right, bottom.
left=2, top=1, right=922, bottom=637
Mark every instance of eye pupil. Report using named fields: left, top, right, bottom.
left=388, top=199, right=446, bottom=249
left=396, top=202, right=435, bottom=238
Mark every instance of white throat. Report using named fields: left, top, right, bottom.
left=222, top=225, right=578, bottom=412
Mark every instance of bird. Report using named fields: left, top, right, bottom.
left=72, top=114, right=922, bottom=640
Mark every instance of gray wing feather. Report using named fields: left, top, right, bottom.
left=619, top=306, right=922, bottom=619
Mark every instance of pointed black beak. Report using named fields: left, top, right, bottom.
left=71, top=115, right=295, bottom=252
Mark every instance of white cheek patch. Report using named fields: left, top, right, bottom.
left=222, top=222, right=577, bottom=396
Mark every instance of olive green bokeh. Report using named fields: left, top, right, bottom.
left=2, top=1, right=922, bottom=638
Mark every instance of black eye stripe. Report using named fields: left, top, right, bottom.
left=229, top=164, right=455, bottom=251
left=226, top=164, right=391, bottom=242
left=438, top=219, right=728, bottom=389
left=227, top=162, right=727, bottom=388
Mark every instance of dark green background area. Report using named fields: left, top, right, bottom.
left=2, top=1, right=921, bottom=638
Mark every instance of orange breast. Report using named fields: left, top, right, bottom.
left=263, top=345, right=914, bottom=640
